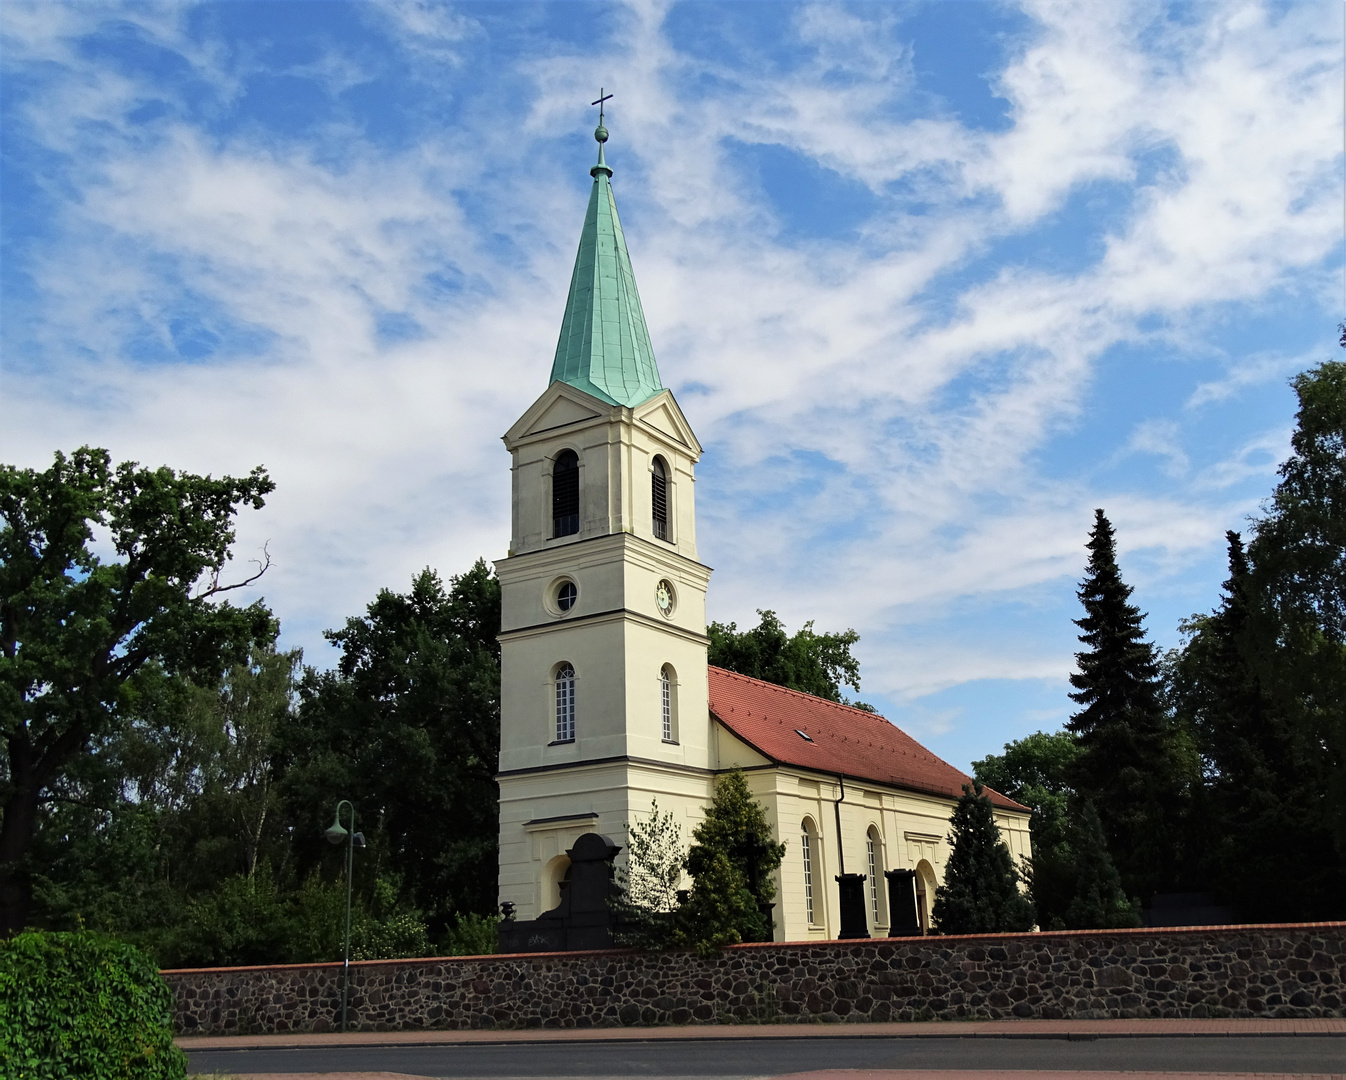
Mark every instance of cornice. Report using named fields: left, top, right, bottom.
left=495, top=531, right=713, bottom=581
left=497, top=753, right=725, bottom=782
left=497, top=605, right=711, bottom=646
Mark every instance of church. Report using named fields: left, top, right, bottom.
left=494, top=112, right=1030, bottom=942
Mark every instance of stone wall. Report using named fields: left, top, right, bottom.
left=163, top=922, right=1345, bottom=1036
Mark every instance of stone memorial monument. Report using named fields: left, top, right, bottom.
left=884, top=868, right=922, bottom=936
left=497, top=833, right=621, bottom=953
left=835, top=872, right=871, bottom=939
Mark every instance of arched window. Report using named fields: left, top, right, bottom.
left=801, top=820, right=817, bottom=925
left=867, top=827, right=883, bottom=925
left=915, top=860, right=934, bottom=934
left=552, top=450, right=579, bottom=538
left=554, top=664, right=575, bottom=742
left=651, top=457, right=669, bottom=541
left=660, top=665, right=676, bottom=742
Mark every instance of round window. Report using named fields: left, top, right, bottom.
left=557, top=581, right=577, bottom=612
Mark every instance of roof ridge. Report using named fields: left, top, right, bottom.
left=706, top=664, right=892, bottom=723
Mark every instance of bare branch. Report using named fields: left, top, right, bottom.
left=196, top=542, right=271, bottom=599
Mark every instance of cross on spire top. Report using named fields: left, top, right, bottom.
left=592, top=88, right=613, bottom=125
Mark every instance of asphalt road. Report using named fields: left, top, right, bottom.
left=186, top=1034, right=1346, bottom=1077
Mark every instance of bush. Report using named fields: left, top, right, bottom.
left=0, top=930, right=187, bottom=1080
left=442, top=912, right=499, bottom=956
left=612, top=800, right=685, bottom=950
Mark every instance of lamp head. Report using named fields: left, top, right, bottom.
left=324, top=816, right=348, bottom=846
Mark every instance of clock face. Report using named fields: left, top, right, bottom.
left=655, top=580, right=674, bottom=616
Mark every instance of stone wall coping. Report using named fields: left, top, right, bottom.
left=160, top=920, right=1346, bottom=977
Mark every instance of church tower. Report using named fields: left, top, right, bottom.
left=495, top=112, right=712, bottom=919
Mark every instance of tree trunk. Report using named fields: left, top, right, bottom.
left=0, top=776, right=41, bottom=936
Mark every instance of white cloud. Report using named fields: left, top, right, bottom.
left=2, top=0, right=1339, bottom=761
left=1123, top=418, right=1189, bottom=477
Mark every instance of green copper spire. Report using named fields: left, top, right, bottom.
left=549, top=103, right=664, bottom=408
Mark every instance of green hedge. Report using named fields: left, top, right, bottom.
left=0, top=930, right=186, bottom=1080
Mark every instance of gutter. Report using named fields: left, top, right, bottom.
left=833, top=774, right=846, bottom=874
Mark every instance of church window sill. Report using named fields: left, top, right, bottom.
left=548, top=738, right=576, bottom=746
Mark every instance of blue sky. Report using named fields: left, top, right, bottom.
left=2, top=0, right=1341, bottom=773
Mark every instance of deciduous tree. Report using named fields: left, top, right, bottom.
left=1245, top=360, right=1346, bottom=865
left=0, top=448, right=274, bottom=934
left=973, top=731, right=1078, bottom=929
left=278, top=562, right=501, bottom=940
left=611, top=800, right=685, bottom=950
left=1170, top=358, right=1346, bottom=919
left=708, top=610, right=870, bottom=708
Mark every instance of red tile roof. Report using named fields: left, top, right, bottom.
left=707, top=666, right=1027, bottom=812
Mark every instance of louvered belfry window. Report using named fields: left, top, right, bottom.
left=552, top=450, right=579, bottom=538
left=652, top=457, right=669, bottom=541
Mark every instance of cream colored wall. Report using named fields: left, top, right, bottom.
left=495, top=535, right=713, bottom=771
left=496, top=381, right=715, bottom=919
left=715, top=731, right=1033, bottom=941
left=767, top=775, right=1030, bottom=940
left=499, top=732, right=1031, bottom=932
left=498, top=760, right=716, bottom=920
left=503, top=384, right=701, bottom=562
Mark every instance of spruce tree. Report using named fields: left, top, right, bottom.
left=676, top=770, right=785, bottom=952
left=932, top=783, right=1035, bottom=934
left=1064, top=801, right=1140, bottom=929
left=1067, top=509, right=1185, bottom=900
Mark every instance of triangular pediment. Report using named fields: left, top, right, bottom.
left=504, top=381, right=611, bottom=447
left=634, top=389, right=702, bottom=457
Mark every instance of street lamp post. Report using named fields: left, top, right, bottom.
left=323, top=800, right=365, bottom=1032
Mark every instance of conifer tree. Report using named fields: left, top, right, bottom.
left=676, top=770, right=784, bottom=952
left=973, top=731, right=1079, bottom=929
left=1067, top=509, right=1186, bottom=900
left=1064, top=801, right=1140, bottom=929
left=932, top=783, right=1035, bottom=934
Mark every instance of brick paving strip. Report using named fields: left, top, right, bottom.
left=773, top=1073, right=1343, bottom=1080
left=204, top=1072, right=1346, bottom=1080
left=177, top=1016, right=1346, bottom=1052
